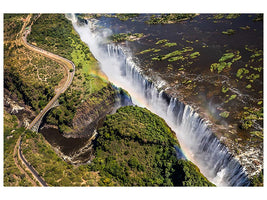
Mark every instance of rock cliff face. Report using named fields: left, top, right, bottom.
left=67, top=84, right=117, bottom=138
left=4, top=89, right=36, bottom=128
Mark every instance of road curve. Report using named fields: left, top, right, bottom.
left=13, top=136, right=37, bottom=186
left=22, top=30, right=75, bottom=130
left=18, top=137, right=48, bottom=186
left=17, top=14, right=76, bottom=186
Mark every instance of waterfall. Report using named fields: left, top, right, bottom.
left=112, top=85, right=134, bottom=111
left=70, top=16, right=250, bottom=186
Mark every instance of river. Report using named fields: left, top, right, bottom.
left=66, top=14, right=262, bottom=186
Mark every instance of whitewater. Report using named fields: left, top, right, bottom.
left=68, top=15, right=250, bottom=186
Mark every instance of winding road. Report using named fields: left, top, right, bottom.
left=14, top=14, right=76, bottom=186
left=22, top=28, right=76, bottom=130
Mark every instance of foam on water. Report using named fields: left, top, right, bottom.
left=69, top=15, right=250, bottom=186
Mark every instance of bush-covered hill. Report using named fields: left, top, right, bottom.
left=92, top=106, right=214, bottom=186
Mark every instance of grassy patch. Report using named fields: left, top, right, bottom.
left=225, top=14, right=240, bottom=19
left=21, top=130, right=99, bottom=186
left=4, top=14, right=65, bottom=113
left=210, top=51, right=241, bottom=74
left=253, top=14, right=263, bottom=21
left=189, top=52, right=200, bottom=59
left=139, top=48, right=154, bottom=54
left=222, top=29, right=235, bottom=35
left=168, top=56, right=184, bottom=62
left=156, top=39, right=168, bottom=45
left=250, top=170, right=263, bottom=186
left=236, top=68, right=249, bottom=79
left=219, top=111, right=230, bottom=118
left=164, top=42, right=177, bottom=47
left=4, top=126, right=34, bottom=186
left=110, top=33, right=144, bottom=42
left=219, top=53, right=235, bottom=62
left=146, top=14, right=196, bottom=24
left=221, top=86, right=229, bottom=93
left=27, top=14, right=109, bottom=133
left=240, top=107, right=263, bottom=131
left=115, top=14, right=139, bottom=21
left=210, top=62, right=231, bottom=73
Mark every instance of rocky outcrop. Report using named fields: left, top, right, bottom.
left=66, top=84, right=117, bottom=138
left=4, top=89, right=36, bottom=128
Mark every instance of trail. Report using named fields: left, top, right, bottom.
left=13, top=136, right=37, bottom=186
left=12, top=14, right=76, bottom=187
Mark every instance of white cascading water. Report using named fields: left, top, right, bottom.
left=68, top=14, right=250, bottom=186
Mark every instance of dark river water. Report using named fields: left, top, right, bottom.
left=38, top=14, right=263, bottom=186
left=40, top=127, right=90, bottom=156
left=93, top=14, right=263, bottom=143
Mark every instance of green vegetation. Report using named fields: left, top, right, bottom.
left=246, top=84, right=252, bottom=89
left=224, top=94, right=237, bottom=103
left=236, top=68, right=249, bottom=79
left=218, top=53, right=235, bottom=62
left=4, top=66, right=55, bottom=111
left=240, top=26, right=250, bottom=30
left=98, top=106, right=178, bottom=145
left=240, top=107, right=263, bottom=131
left=225, top=14, right=240, bottom=19
left=4, top=108, right=41, bottom=186
left=4, top=125, right=34, bottom=186
left=219, top=111, right=230, bottom=118
left=91, top=106, right=214, bottom=186
left=246, top=73, right=260, bottom=83
left=210, top=51, right=241, bottom=74
left=189, top=52, right=200, bottom=59
left=168, top=56, right=184, bottom=62
left=21, top=130, right=99, bottom=186
left=139, top=47, right=161, bottom=54
left=152, top=47, right=193, bottom=61
left=210, top=62, right=232, bottom=74
left=4, top=14, right=63, bottom=113
left=250, top=49, right=263, bottom=59
left=139, top=48, right=154, bottom=54
left=15, top=106, right=214, bottom=186
left=3, top=127, right=32, bottom=186
left=222, top=29, right=235, bottom=35
left=250, top=170, right=263, bottom=186
left=4, top=14, right=27, bottom=37
left=221, top=86, right=229, bottom=93
left=213, top=14, right=224, bottom=20
left=103, top=14, right=139, bottom=21
left=146, top=14, right=196, bottom=24
left=110, top=33, right=144, bottom=42
left=257, top=101, right=262, bottom=105
left=253, top=14, right=263, bottom=21
left=211, top=14, right=240, bottom=20
left=27, top=14, right=110, bottom=133
left=173, top=160, right=214, bottom=186
left=250, top=131, right=263, bottom=139
left=47, top=84, right=115, bottom=133
left=115, top=14, right=139, bottom=21
left=164, top=42, right=177, bottom=47
left=156, top=39, right=168, bottom=45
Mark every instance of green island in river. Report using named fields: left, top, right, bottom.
left=3, top=13, right=263, bottom=187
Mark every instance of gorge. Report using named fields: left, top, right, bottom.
left=69, top=14, right=251, bottom=186
left=4, top=13, right=263, bottom=187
